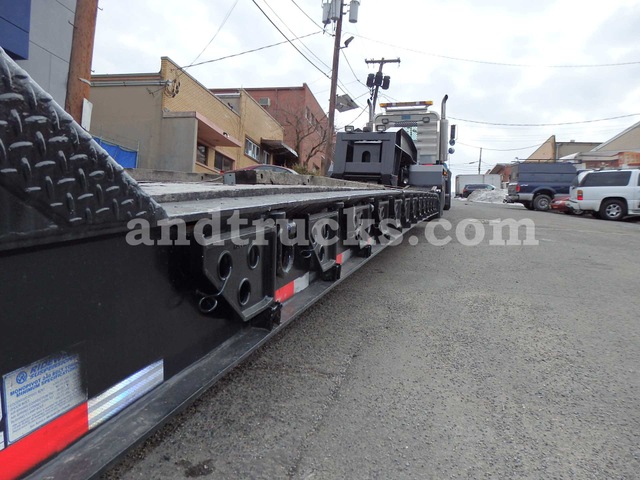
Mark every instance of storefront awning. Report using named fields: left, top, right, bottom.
left=195, top=112, right=241, bottom=148
left=163, top=111, right=241, bottom=148
left=261, top=139, right=298, bottom=161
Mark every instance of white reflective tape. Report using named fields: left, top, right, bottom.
left=293, top=272, right=309, bottom=294
left=88, top=360, right=164, bottom=430
left=340, top=249, right=353, bottom=263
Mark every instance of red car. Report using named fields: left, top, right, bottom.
left=226, top=164, right=298, bottom=175
left=550, top=195, right=582, bottom=215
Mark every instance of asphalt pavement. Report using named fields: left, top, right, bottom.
left=103, top=201, right=640, bottom=480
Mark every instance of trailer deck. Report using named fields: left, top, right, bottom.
left=0, top=47, right=442, bottom=479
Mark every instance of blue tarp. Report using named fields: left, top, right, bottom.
left=94, top=138, right=138, bottom=168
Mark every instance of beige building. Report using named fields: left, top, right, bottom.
left=90, top=57, right=292, bottom=173
left=569, top=121, right=640, bottom=169
left=526, top=122, right=640, bottom=169
left=525, top=135, right=601, bottom=162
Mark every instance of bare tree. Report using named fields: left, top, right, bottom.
left=272, top=104, right=328, bottom=170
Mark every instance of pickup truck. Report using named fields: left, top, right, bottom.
left=507, top=162, right=577, bottom=211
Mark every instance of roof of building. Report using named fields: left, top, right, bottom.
left=591, top=119, right=640, bottom=152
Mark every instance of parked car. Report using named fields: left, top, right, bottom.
left=226, top=164, right=299, bottom=175
left=462, top=183, right=496, bottom=198
left=550, top=195, right=583, bottom=215
left=568, top=168, right=640, bottom=220
left=507, top=162, right=577, bottom=211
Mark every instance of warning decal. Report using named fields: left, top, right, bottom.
left=2, top=352, right=87, bottom=444
left=0, top=383, right=4, bottom=451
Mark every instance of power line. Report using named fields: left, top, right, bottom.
left=449, top=112, right=640, bottom=127
left=184, top=32, right=322, bottom=70
left=251, top=0, right=330, bottom=79
left=340, top=49, right=364, bottom=85
left=190, top=0, right=239, bottom=67
left=457, top=141, right=546, bottom=152
left=262, top=0, right=331, bottom=71
left=378, top=91, right=399, bottom=103
left=290, top=0, right=324, bottom=30
left=341, top=104, right=369, bottom=128
left=349, top=32, right=640, bottom=69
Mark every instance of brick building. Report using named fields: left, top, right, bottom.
left=213, top=84, right=328, bottom=172
left=487, top=164, right=512, bottom=187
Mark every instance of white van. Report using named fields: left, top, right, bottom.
left=568, top=169, right=640, bottom=220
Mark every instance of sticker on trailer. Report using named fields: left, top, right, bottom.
left=2, top=352, right=87, bottom=444
left=0, top=386, right=4, bottom=450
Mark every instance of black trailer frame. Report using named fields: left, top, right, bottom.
left=0, top=48, right=443, bottom=480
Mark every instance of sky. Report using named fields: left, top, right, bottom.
left=92, top=0, right=640, bottom=176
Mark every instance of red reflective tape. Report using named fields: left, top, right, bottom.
left=0, top=403, right=88, bottom=480
left=275, top=282, right=295, bottom=303
left=336, top=253, right=343, bottom=265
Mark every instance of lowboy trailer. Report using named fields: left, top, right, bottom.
left=0, top=48, right=445, bottom=479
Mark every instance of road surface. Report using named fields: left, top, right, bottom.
left=103, top=201, right=640, bottom=479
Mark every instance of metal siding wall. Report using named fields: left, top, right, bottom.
left=15, top=0, right=74, bottom=106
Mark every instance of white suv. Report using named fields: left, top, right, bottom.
left=568, top=169, right=640, bottom=221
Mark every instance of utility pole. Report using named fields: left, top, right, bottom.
left=65, top=0, right=99, bottom=126
left=478, top=147, right=482, bottom=174
left=364, top=57, right=400, bottom=129
left=322, top=0, right=360, bottom=175
left=324, top=8, right=343, bottom=175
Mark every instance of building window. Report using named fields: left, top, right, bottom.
left=215, top=152, right=234, bottom=172
left=197, top=144, right=209, bottom=166
left=245, top=137, right=260, bottom=161
left=261, top=150, right=271, bottom=165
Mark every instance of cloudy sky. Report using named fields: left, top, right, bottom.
left=92, top=0, right=640, bottom=175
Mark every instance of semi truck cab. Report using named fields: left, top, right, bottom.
left=373, top=98, right=455, bottom=211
